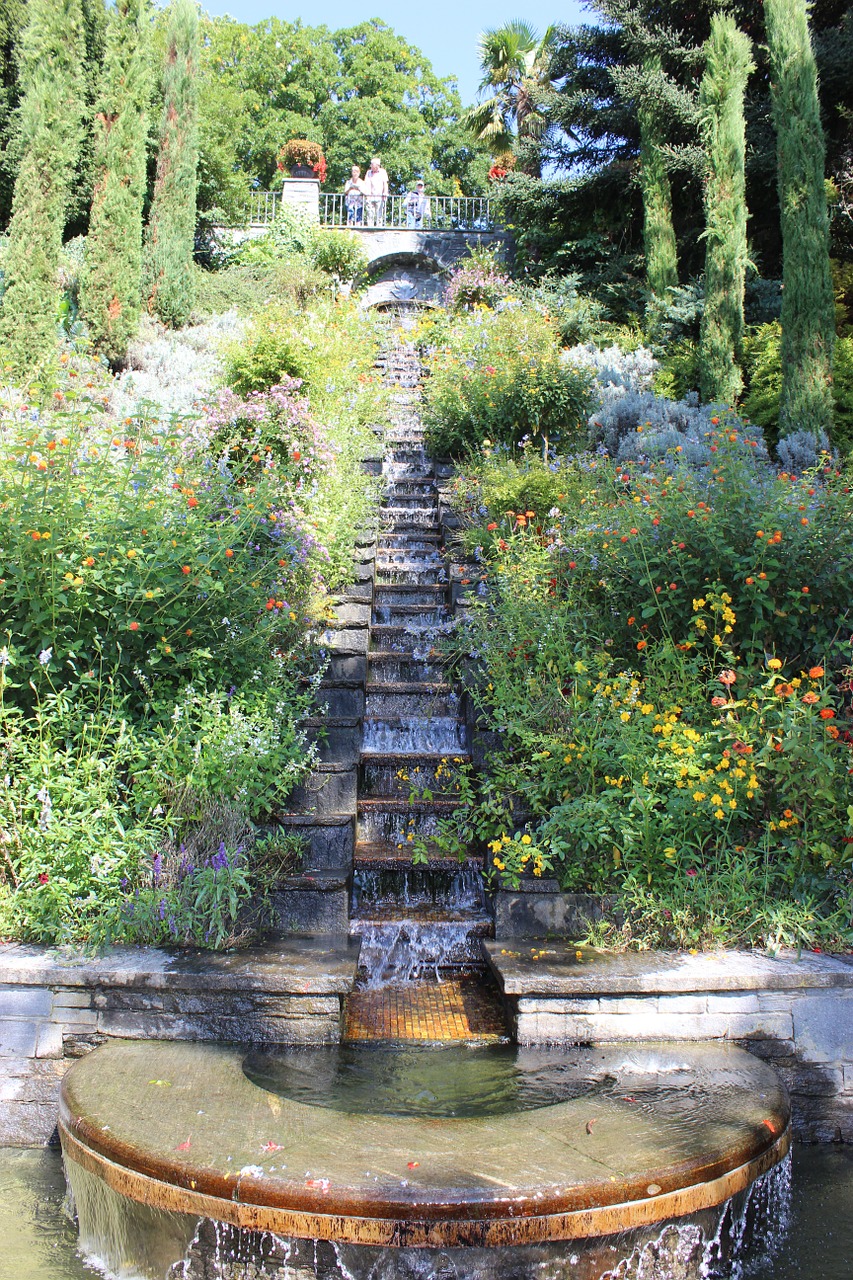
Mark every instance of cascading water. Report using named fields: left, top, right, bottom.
left=350, top=334, right=491, bottom=991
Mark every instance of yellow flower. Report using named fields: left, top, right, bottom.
left=693, top=791, right=706, bottom=802
left=714, top=808, right=725, bottom=819
left=767, top=657, right=783, bottom=670
left=620, top=711, right=631, bottom=722
left=520, top=834, right=532, bottom=845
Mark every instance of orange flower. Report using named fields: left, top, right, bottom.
left=225, top=548, right=234, bottom=558
left=636, top=640, right=647, bottom=651
left=825, top=725, right=840, bottom=739
left=819, top=708, right=835, bottom=720
left=83, top=556, right=95, bottom=567
left=802, top=691, right=819, bottom=705
left=801, top=586, right=809, bottom=594
left=718, top=670, right=737, bottom=685
left=487, top=522, right=498, bottom=531
left=745, top=576, right=754, bottom=585
left=182, top=565, right=191, bottom=575
left=808, top=666, right=824, bottom=679
left=187, top=496, right=198, bottom=508
left=758, top=572, right=766, bottom=580
left=776, top=683, right=794, bottom=697
left=711, top=695, right=727, bottom=707
left=627, top=616, right=635, bottom=626
left=129, top=621, right=140, bottom=631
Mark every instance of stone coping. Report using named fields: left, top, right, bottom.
left=0, top=936, right=359, bottom=995
left=484, top=943, right=853, bottom=997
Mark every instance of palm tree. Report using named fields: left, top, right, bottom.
left=462, top=20, right=557, bottom=175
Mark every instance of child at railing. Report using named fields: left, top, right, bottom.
left=405, top=181, right=430, bottom=229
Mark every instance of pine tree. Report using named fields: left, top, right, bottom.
left=699, top=15, right=754, bottom=404
left=637, top=58, right=679, bottom=300
left=144, top=0, right=198, bottom=328
left=80, top=0, right=150, bottom=364
left=0, top=0, right=86, bottom=377
left=765, top=0, right=835, bottom=436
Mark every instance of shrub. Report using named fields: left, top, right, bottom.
left=445, top=250, right=511, bottom=311
left=311, top=231, right=368, bottom=283
left=422, top=308, right=593, bottom=456
left=743, top=323, right=853, bottom=455
left=587, top=390, right=769, bottom=467
left=564, top=342, right=658, bottom=405
left=192, top=261, right=328, bottom=317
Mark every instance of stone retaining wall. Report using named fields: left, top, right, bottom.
left=485, top=942, right=853, bottom=1142
left=0, top=938, right=358, bottom=1145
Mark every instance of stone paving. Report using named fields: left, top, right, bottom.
left=344, top=978, right=506, bottom=1042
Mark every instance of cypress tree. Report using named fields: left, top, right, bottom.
left=81, top=0, right=150, bottom=364
left=698, top=15, right=754, bottom=405
left=0, top=0, right=27, bottom=227
left=765, top=0, right=835, bottom=437
left=637, top=56, right=679, bottom=300
left=144, top=0, right=198, bottom=328
left=0, top=0, right=86, bottom=377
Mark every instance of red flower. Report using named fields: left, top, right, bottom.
left=129, top=621, right=139, bottom=631
left=819, top=708, right=835, bottom=720
left=487, top=522, right=498, bottom=531
left=292, top=451, right=301, bottom=462
left=187, top=496, right=198, bottom=508
left=182, top=565, right=191, bottom=575
left=38, top=872, right=49, bottom=885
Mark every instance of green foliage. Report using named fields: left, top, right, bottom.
left=444, top=439, right=853, bottom=948
left=698, top=15, right=753, bottom=404
left=192, top=261, right=328, bottom=318
left=765, top=0, right=836, bottom=436
left=743, top=322, right=853, bottom=455
left=305, top=230, right=367, bottom=283
left=0, top=0, right=26, bottom=228
left=144, top=0, right=198, bottom=328
left=462, top=21, right=558, bottom=175
left=0, top=0, right=86, bottom=378
left=421, top=307, right=593, bottom=456
left=80, top=0, right=150, bottom=364
left=638, top=56, right=679, bottom=301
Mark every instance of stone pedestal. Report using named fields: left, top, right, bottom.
left=280, top=177, right=320, bottom=222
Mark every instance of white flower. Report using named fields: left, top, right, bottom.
left=0, top=647, right=9, bottom=667
left=38, top=648, right=52, bottom=666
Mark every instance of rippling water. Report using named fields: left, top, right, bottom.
left=1, top=1145, right=851, bottom=1279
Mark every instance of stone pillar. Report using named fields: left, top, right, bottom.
left=280, top=178, right=320, bottom=222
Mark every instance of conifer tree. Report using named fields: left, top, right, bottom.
left=144, top=0, right=198, bottom=328
left=765, top=0, right=835, bottom=436
left=698, top=15, right=754, bottom=405
left=81, top=0, right=150, bottom=364
left=637, top=55, right=678, bottom=300
left=0, top=0, right=86, bottom=376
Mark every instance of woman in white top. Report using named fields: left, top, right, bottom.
left=344, top=165, right=365, bottom=225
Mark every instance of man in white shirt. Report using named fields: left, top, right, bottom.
left=364, top=156, right=389, bottom=226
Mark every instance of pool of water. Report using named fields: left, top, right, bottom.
left=1, top=1144, right=851, bottom=1279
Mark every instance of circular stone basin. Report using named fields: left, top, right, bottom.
left=59, top=1038, right=790, bottom=1249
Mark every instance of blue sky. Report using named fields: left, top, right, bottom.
left=200, top=2, right=592, bottom=105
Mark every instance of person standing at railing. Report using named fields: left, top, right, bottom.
left=344, top=165, right=366, bottom=226
left=364, top=156, right=389, bottom=226
left=405, top=180, right=430, bottom=229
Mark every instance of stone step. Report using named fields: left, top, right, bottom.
left=375, top=568, right=444, bottom=586
left=372, top=604, right=448, bottom=627
left=367, top=651, right=447, bottom=683
left=361, top=714, right=468, bottom=755
left=374, top=584, right=447, bottom=607
left=369, top=623, right=450, bottom=650
left=365, top=691, right=458, bottom=720
left=353, top=841, right=475, bottom=869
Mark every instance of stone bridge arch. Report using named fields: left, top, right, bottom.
left=327, top=227, right=509, bottom=309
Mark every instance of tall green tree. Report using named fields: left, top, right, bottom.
left=81, top=0, right=150, bottom=364
left=0, top=0, right=26, bottom=227
left=765, top=0, right=836, bottom=436
left=0, top=0, right=86, bottom=377
left=637, top=55, right=679, bottom=299
left=699, top=15, right=754, bottom=403
left=144, top=0, right=198, bottom=328
left=462, top=20, right=557, bottom=176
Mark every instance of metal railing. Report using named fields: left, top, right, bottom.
left=243, top=190, right=494, bottom=232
